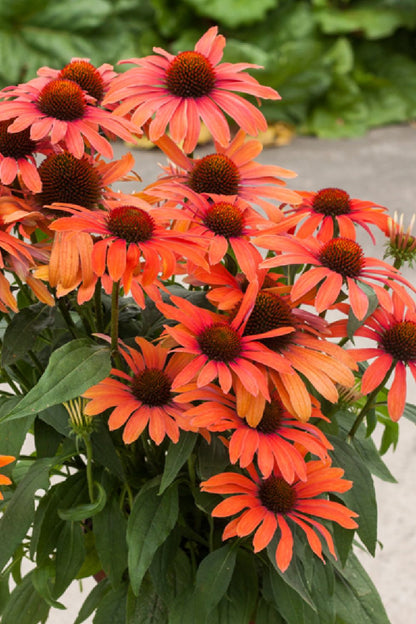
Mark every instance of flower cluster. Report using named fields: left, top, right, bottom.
left=0, top=26, right=415, bottom=623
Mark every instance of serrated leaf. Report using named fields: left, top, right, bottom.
left=1, top=303, right=55, bottom=366
left=2, top=339, right=111, bottom=423
left=93, top=497, right=128, bottom=588
left=328, top=435, right=377, bottom=555
left=58, top=481, right=107, bottom=521
left=1, top=572, right=49, bottom=624
left=127, top=483, right=179, bottom=595
left=0, top=458, right=52, bottom=571
left=159, top=431, right=197, bottom=494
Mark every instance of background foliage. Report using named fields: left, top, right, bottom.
left=1, top=0, right=416, bottom=138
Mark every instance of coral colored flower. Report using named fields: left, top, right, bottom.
left=104, top=26, right=279, bottom=153
left=0, top=455, right=14, bottom=500
left=35, top=150, right=136, bottom=212
left=157, top=291, right=295, bottom=401
left=37, top=58, right=117, bottom=103
left=0, top=119, right=45, bottom=192
left=169, top=187, right=269, bottom=281
left=343, top=292, right=416, bottom=421
left=260, top=235, right=414, bottom=320
left=47, top=197, right=207, bottom=303
left=148, top=129, right=301, bottom=215
left=201, top=461, right=358, bottom=572
left=188, top=390, right=332, bottom=482
left=83, top=338, right=193, bottom=444
left=240, top=288, right=357, bottom=421
left=285, top=187, right=389, bottom=242
left=0, top=77, right=136, bottom=159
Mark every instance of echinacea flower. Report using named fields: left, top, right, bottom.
left=286, top=187, right=389, bottom=242
left=83, top=337, right=193, bottom=444
left=240, top=288, right=357, bottom=421
left=385, top=211, right=416, bottom=268
left=0, top=77, right=136, bottom=159
left=104, top=26, right=279, bottom=153
left=260, top=235, right=415, bottom=320
left=157, top=291, right=295, bottom=401
left=47, top=197, right=207, bottom=304
left=37, top=58, right=117, bottom=103
left=201, top=460, right=358, bottom=572
left=0, top=455, right=14, bottom=500
left=0, top=118, right=44, bottom=192
left=342, top=291, right=416, bottom=421
left=149, top=129, right=301, bottom=216
left=187, top=390, right=332, bottom=481
left=169, top=187, right=268, bottom=281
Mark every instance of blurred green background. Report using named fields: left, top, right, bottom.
left=2, top=0, right=416, bottom=138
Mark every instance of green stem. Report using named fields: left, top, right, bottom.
left=94, top=280, right=104, bottom=333
left=110, top=280, right=122, bottom=367
left=57, top=298, right=78, bottom=339
left=83, top=434, right=95, bottom=503
left=347, top=363, right=395, bottom=440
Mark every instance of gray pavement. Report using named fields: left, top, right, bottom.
left=50, top=125, right=416, bottom=623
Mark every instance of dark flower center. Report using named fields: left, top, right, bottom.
left=37, top=78, right=87, bottom=120
left=59, top=60, right=105, bottom=102
left=258, top=476, right=297, bottom=514
left=243, top=291, right=295, bottom=351
left=197, top=322, right=242, bottom=362
left=131, top=367, right=172, bottom=406
left=36, top=152, right=102, bottom=209
left=204, top=202, right=244, bottom=238
left=0, top=119, right=37, bottom=159
left=312, top=188, right=351, bottom=216
left=318, top=238, right=364, bottom=278
left=188, top=154, right=240, bottom=195
left=106, top=206, right=155, bottom=243
left=380, top=320, right=416, bottom=362
left=255, top=400, right=285, bottom=434
left=166, top=51, right=216, bottom=98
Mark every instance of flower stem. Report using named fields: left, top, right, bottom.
left=347, top=364, right=395, bottom=440
left=110, top=280, right=122, bottom=367
left=94, top=280, right=104, bottom=333
left=83, top=434, right=95, bottom=503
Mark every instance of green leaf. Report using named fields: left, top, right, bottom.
left=3, top=339, right=111, bottom=422
left=74, top=578, right=111, bottom=624
left=30, top=0, right=112, bottom=31
left=93, top=582, right=128, bottom=624
left=93, top=497, right=128, bottom=588
left=126, top=577, right=168, bottom=624
left=159, top=431, right=197, bottom=494
left=1, top=303, right=55, bottom=366
left=403, top=402, right=416, bottom=425
left=196, top=434, right=229, bottom=480
left=58, top=481, right=107, bottom=521
left=0, top=397, right=34, bottom=457
left=183, top=0, right=276, bottom=28
left=265, top=565, right=316, bottom=624
left=91, top=419, right=125, bottom=480
left=315, top=6, right=415, bottom=39
left=0, top=458, right=52, bottom=571
left=255, top=598, right=284, bottom=624
left=208, top=550, right=258, bottom=624
left=53, top=521, right=86, bottom=597
left=328, top=436, right=377, bottom=555
left=347, top=282, right=379, bottom=339
left=32, top=562, right=66, bottom=610
left=1, top=572, right=49, bottom=624
left=127, top=483, right=179, bottom=595
left=149, top=530, right=191, bottom=608
left=34, top=417, right=63, bottom=458
left=333, top=552, right=391, bottom=624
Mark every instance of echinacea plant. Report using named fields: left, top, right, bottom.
left=0, top=26, right=415, bottom=624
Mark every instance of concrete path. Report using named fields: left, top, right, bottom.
left=51, top=125, right=416, bottom=624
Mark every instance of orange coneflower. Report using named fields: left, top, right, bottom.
left=148, top=129, right=301, bottom=216
left=47, top=196, right=207, bottom=304
left=157, top=291, right=295, bottom=401
left=0, top=76, right=136, bottom=159
left=187, top=389, right=331, bottom=482
left=259, top=235, right=415, bottom=320
left=0, top=455, right=14, bottom=500
left=239, top=288, right=357, bottom=421
left=103, top=26, right=279, bottom=153
left=83, top=337, right=193, bottom=445
left=285, top=187, right=389, bottom=242
left=201, top=460, right=358, bottom=572
left=0, top=119, right=47, bottom=192
left=339, top=292, right=416, bottom=421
